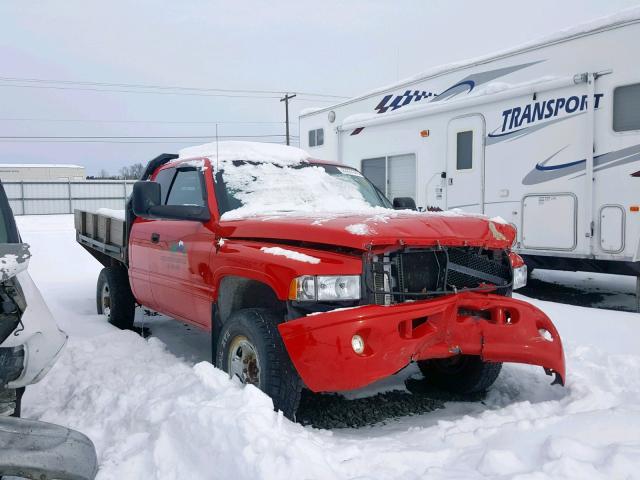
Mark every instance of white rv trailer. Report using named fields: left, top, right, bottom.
left=299, top=9, right=640, bottom=279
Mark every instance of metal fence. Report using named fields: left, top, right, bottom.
left=3, top=180, right=136, bottom=215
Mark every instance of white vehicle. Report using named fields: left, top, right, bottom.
left=0, top=184, right=67, bottom=417
left=0, top=183, right=96, bottom=480
left=299, top=9, right=640, bottom=281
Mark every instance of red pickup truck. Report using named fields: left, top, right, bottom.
left=76, top=142, right=565, bottom=419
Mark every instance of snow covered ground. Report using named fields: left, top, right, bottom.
left=16, top=214, right=640, bottom=480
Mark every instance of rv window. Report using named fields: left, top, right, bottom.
left=361, top=154, right=416, bottom=199
left=613, top=83, right=640, bottom=132
left=388, top=154, right=416, bottom=199
left=361, top=157, right=386, bottom=193
left=308, top=128, right=324, bottom=147
left=456, top=130, right=473, bottom=170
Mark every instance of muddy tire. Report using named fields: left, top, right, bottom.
left=418, top=355, right=502, bottom=394
left=97, top=267, right=135, bottom=330
left=216, top=308, right=303, bottom=420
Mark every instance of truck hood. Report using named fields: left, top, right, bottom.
left=218, top=211, right=515, bottom=251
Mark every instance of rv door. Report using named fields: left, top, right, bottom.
left=446, top=115, right=485, bottom=213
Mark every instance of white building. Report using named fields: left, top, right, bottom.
left=0, top=164, right=86, bottom=182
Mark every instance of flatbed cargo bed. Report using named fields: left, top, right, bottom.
left=74, top=209, right=127, bottom=265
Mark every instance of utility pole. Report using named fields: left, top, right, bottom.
left=280, top=93, right=296, bottom=145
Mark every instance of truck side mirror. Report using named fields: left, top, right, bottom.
left=393, top=197, right=417, bottom=211
left=131, top=180, right=211, bottom=222
left=132, top=181, right=161, bottom=218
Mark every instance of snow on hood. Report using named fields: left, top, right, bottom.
left=260, top=246, right=320, bottom=264
left=178, top=141, right=310, bottom=166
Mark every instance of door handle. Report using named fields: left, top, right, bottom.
left=151, top=233, right=160, bottom=244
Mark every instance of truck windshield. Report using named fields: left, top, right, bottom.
left=213, top=161, right=392, bottom=219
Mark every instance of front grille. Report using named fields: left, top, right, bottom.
left=367, top=247, right=511, bottom=305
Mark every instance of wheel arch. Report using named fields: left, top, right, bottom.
left=216, top=275, right=286, bottom=325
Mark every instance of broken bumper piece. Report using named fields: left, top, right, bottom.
left=279, top=292, right=565, bottom=392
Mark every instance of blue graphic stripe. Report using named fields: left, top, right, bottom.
left=487, top=127, right=525, bottom=138
left=535, top=158, right=586, bottom=171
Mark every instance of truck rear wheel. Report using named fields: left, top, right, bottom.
left=417, top=355, right=502, bottom=394
left=216, top=308, right=302, bottom=420
left=97, top=267, right=135, bottom=330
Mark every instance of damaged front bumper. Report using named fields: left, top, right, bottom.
left=279, top=292, right=565, bottom=392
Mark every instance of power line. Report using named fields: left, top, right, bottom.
left=0, top=134, right=294, bottom=139
left=0, top=138, right=298, bottom=144
left=0, top=83, right=284, bottom=99
left=0, top=83, right=340, bottom=102
left=0, top=75, right=349, bottom=99
left=0, top=117, right=287, bottom=125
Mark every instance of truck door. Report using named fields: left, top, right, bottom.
left=147, top=166, right=215, bottom=327
left=446, top=115, right=485, bottom=213
left=128, top=167, right=176, bottom=307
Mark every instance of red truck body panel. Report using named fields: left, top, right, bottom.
left=218, top=212, right=516, bottom=251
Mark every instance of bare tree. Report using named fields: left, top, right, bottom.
left=119, top=163, right=144, bottom=179
left=98, top=169, right=109, bottom=179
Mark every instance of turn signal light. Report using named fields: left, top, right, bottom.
left=508, top=252, right=526, bottom=268
left=631, top=206, right=639, bottom=212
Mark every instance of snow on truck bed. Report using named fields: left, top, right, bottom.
left=17, top=214, right=640, bottom=480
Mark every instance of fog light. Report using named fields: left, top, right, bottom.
left=351, top=334, right=365, bottom=355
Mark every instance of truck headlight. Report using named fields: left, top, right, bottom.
left=289, top=275, right=361, bottom=301
left=512, top=265, right=527, bottom=290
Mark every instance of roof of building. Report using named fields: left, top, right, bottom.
left=0, top=164, right=84, bottom=169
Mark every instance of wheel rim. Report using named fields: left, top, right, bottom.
left=227, top=335, right=261, bottom=387
left=101, top=283, right=111, bottom=318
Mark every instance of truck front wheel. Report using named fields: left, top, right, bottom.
left=216, top=308, right=302, bottom=420
left=417, top=355, right=502, bottom=394
left=96, top=267, right=135, bottom=330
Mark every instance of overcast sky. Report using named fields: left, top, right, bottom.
left=1, top=0, right=638, bottom=175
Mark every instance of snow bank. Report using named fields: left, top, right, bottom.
left=15, top=215, right=640, bottom=480
left=260, top=246, right=320, bottom=264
